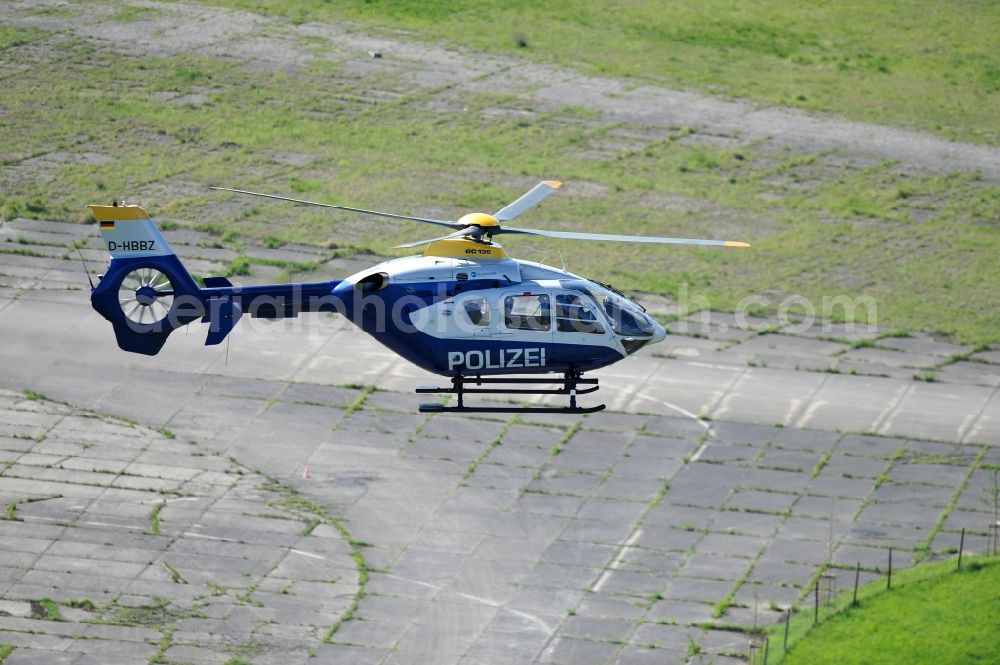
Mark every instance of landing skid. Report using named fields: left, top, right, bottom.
left=417, top=372, right=605, bottom=414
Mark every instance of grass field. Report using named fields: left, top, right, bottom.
left=777, top=557, right=1000, bottom=665
left=2, top=2, right=1000, bottom=343
left=208, top=0, right=1000, bottom=145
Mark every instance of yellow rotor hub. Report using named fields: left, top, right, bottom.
left=457, top=212, right=500, bottom=228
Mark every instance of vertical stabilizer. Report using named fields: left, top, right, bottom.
left=89, top=204, right=174, bottom=259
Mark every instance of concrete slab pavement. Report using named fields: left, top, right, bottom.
left=2, top=249, right=999, bottom=664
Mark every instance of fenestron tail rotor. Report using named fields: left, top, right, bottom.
left=213, top=181, right=750, bottom=251
left=118, top=267, right=174, bottom=325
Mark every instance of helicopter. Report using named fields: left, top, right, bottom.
left=88, top=181, right=748, bottom=414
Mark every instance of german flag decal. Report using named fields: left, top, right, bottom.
left=100, top=221, right=115, bottom=230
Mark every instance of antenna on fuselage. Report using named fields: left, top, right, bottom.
left=74, top=212, right=95, bottom=289
left=75, top=245, right=95, bottom=290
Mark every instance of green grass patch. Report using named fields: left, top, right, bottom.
left=712, top=560, right=755, bottom=618
left=647, top=481, right=670, bottom=509
left=66, top=598, right=96, bottom=611
left=148, top=500, right=166, bottom=536
left=22, top=388, right=49, bottom=401
left=205, top=0, right=1000, bottom=144
left=34, top=598, right=64, bottom=622
left=810, top=451, right=831, bottom=479
left=0, top=25, right=45, bottom=51
left=0, top=246, right=49, bottom=258
left=560, top=420, right=582, bottom=445
left=225, top=254, right=252, bottom=277
left=0, top=645, right=12, bottom=663
left=110, top=596, right=205, bottom=627
left=113, top=4, right=161, bottom=22
left=778, top=557, right=1000, bottom=665
left=341, top=385, right=375, bottom=418
left=162, top=561, right=187, bottom=584
left=149, top=625, right=173, bottom=665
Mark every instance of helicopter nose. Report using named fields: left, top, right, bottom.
left=651, top=320, right=667, bottom=344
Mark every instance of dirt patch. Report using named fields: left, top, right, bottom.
left=4, top=150, right=114, bottom=183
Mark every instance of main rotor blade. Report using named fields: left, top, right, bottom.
left=497, top=226, right=750, bottom=248
left=211, top=187, right=462, bottom=228
left=493, top=181, right=562, bottom=222
left=394, top=228, right=476, bottom=249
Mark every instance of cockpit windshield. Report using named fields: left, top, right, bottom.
left=562, top=280, right=657, bottom=337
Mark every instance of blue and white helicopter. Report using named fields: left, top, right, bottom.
left=89, top=181, right=748, bottom=414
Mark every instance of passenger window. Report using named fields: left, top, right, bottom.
left=556, top=293, right=604, bottom=334
left=504, top=294, right=550, bottom=331
left=463, top=298, right=490, bottom=326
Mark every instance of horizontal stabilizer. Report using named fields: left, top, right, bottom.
left=204, top=298, right=243, bottom=346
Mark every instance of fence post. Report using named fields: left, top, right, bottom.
left=852, top=561, right=861, bottom=605
left=814, top=578, right=820, bottom=624
left=887, top=547, right=893, bottom=590
left=763, top=635, right=769, bottom=665
left=957, top=528, right=965, bottom=571
left=748, top=636, right=764, bottom=665
left=783, top=609, right=791, bottom=651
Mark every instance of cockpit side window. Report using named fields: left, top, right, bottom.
left=463, top=298, right=490, bottom=326
left=504, top=294, right=550, bottom=331
left=555, top=293, right=604, bottom=334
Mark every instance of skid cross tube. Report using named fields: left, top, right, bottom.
left=417, top=372, right=605, bottom=414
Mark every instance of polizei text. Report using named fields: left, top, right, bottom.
left=447, top=347, right=546, bottom=371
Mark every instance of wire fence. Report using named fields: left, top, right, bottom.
left=743, top=526, right=999, bottom=665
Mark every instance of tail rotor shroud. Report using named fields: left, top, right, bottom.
left=87, top=202, right=349, bottom=355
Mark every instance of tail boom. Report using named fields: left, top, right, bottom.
left=88, top=204, right=342, bottom=355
